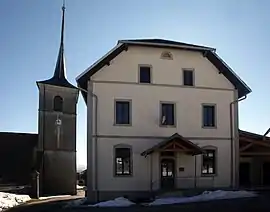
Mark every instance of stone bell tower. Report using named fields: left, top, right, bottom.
left=36, top=3, right=79, bottom=195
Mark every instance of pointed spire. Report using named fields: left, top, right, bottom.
left=61, top=0, right=65, bottom=46
left=53, top=0, right=66, bottom=79
left=37, top=0, right=76, bottom=89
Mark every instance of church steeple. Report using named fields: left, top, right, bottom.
left=53, top=2, right=66, bottom=79
left=37, top=1, right=76, bottom=89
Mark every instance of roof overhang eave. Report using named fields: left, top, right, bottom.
left=118, top=40, right=216, bottom=52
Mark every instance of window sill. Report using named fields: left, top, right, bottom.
left=159, top=124, right=176, bottom=128
left=201, top=173, right=217, bottom=177
left=202, top=126, right=217, bottom=129
left=114, top=124, right=132, bottom=127
left=138, top=82, right=152, bottom=84
left=183, top=84, right=194, bottom=87
left=114, top=174, right=133, bottom=178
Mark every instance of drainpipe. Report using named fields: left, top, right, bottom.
left=77, top=84, right=98, bottom=201
left=41, top=85, right=46, bottom=196
left=230, top=94, right=247, bottom=188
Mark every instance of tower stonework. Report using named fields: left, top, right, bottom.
left=36, top=4, right=79, bottom=195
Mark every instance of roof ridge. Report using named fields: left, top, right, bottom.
left=118, top=38, right=216, bottom=51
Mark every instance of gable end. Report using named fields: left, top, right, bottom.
left=76, top=39, right=251, bottom=102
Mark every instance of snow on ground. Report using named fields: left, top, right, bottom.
left=64, top=197, right=87, bottom=208
left=76, top=185, right=85, bottom=190
left=65, top=197, right=135, bottom=208
left=0, top=192, right=31, bottom=211
left=64, top=190, right=257, bottom=208
left=39, top=195, right=71, bottom=200
left=148, top=190, right=257, bottom=206
left=93, top=197, right=135, bottom=207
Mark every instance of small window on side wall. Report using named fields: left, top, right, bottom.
left=161, top=51, right=173, bottom=60
left=202, top=104, right=216, bottom=127
left=160, top=103, right=175, bottom=126
left=53, top=96, right=63, bottom=112
left=115, top=100, right=131, bottom=125
left=115, top=147, right=132, bottom=176
left=202, top=149, right=216, bottom=175
left=139, top=66, right=151, bottom=83
left=183, top=70, right=194, bottom=86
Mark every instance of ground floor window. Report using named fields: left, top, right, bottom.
left=202, top=149, right=216, bottom=175
left=114, top=147, right=132, bottom=176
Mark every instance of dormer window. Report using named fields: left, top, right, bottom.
left=161, top=51, right=173, bottom=60
left=54, top=96, right=63, bottom=112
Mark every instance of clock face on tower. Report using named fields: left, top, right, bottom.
left=55, top=118, right=62, bottom=126
left=55, top=116, right=62, bottom=149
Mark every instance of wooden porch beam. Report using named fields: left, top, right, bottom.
left=240, top=152, right=270, bottom=156
left=240, top=143, right=253, bottom=152
left=240, top=137, right=270, bottom=148
left=174, top=141, right=188, bottom=150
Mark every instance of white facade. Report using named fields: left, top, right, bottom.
left=77, top=41, right=250, bottom=201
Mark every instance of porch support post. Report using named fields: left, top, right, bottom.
left=150, top=154, right=153, bottom=191
left=194, top=155, right=197, bottom=188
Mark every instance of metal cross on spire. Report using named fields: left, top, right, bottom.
left=52, top=0, right=67, bottom=80
left=61, top=0, right=66, bottom=46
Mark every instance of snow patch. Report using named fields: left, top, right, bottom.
left=64, top=190, right=257, bottom=208
left=0, top=192, right=31, bottom=211
left=39, top=195, right=71, bottom=200
left=76, top=185, right=85, bottom=190
left=65, top=197, right=135, bottom=208
left=64, top=197, right=87, bottom=208
left=93, top=197, right=135, bottom=207
left=148, top=190, right=257, bottom=206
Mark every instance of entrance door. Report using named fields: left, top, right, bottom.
left=160, top=158, right=175, bottom=189
left=239, top=162, right=251, bottom=186
left=263, top=162, right=270, bottom=185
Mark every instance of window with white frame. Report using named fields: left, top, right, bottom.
left=183, top=69, right=194, bottom=86
left=115, top=100, right=131, bottom=125
left=114, top=147, right=132, bottom=176
left=139, top=66, right=151, bottom=83
left=160, top=103, right=175, bottom=126
left=202, top=149, right=216, bottom=175
left=202, top=104, right=216, bottom=127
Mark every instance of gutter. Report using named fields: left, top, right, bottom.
left=230, top=94, right=247, bottom=188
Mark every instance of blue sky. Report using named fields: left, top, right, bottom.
left=0, top=0, right=269, bottom=167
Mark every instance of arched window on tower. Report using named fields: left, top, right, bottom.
left=53, top=96, right=63, bottom=112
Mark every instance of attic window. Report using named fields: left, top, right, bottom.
left=161, top=51, right=173, bottom=60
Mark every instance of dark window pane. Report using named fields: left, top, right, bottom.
left=140, top=67, right=151, bottom=83
left=161, top=103, right=175, bottom=126
left=115, top=148, right=131, bottom=176
left=54, top=96, right=63, bottom=112
left=202, top=150, right=216, bottom=175
left=116, top=101, right=130, bottom=124
left=183, top=70, right=194, bottom=86
left=203, top=105, right=215, bottom=127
